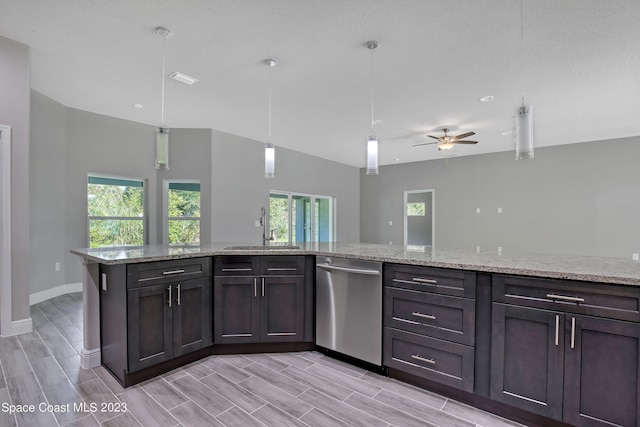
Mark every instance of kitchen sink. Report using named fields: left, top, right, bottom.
left=223, top=245, right=301, bottom=250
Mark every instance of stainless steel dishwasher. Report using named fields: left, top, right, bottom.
left=316, top=256, right=382, bottom=366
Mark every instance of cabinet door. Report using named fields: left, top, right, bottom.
left=213, top=276, right=259, bottom=344
left=490, top=304, right=564, bottom=420
left=127, top=284, right=174, bottom=372
left=173, top=278, right=212, bottom=356
left=563, top=315, right=640, bottom=427
left=260, top=276, right=305, bottom=342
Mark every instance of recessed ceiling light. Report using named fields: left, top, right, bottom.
left=169, top=72, right=198, bottom=85
left=133, top=104, right=144, bottom=109
left=479, top=95, right=495, bottom=102
left=394, top=158, right=400, bottom=162
left=501, top=130, right=513, bottom=136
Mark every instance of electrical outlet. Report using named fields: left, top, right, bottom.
left=497, top=207, right=503, bottom=213
left=255, top=220, right=261, bottom=227
left=388, top=220, right=393, bottom=226
left=389, top=241, right=393, bottom=245
left=476, top=208, right=481, bottom=214
left=497, top=246, right=503, bottom=256
left=101, top=273, right=108, bottom=291
left=55, top=262, right=60, bottom=271
left=633, top=253, right=639, bottom=261
left=476, top=245, right=481, bottom=253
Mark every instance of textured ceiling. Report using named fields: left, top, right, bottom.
left=1, top=0, right=639, bottom=167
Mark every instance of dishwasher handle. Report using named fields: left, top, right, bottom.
left=316, top=263, right=380, bottom=276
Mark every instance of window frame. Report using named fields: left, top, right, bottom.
left=269, top=190, right=336, bottom=244
left=163, top=179, right=201, bottom=246
left=87, top=174, right=147, bottom=248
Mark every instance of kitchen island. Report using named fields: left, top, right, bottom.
left=72, top=243, right=640, bottom=427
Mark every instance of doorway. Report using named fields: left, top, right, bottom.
left=403, top=189, right=434, bottom=248
left=0, top=125, right=12, bottom=336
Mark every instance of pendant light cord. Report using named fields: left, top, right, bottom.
left=520, top=0, right=525, bottom=108
left=268, top=62, right=272, bottom=142
left=161, top=35, right=166, bottom=127
left=370, top=45, right=375, bottom=134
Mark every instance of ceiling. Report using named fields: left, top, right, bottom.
left=1, top=0, right=639, bottom=168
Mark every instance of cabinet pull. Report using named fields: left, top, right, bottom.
left=412, top=277, right=437, bottom=285
left=261, top=278, right=265, bottom=297
left=177, top=283, right=181, bottom=306
left=571, top=317, right=576, bottom=349
left=412, top=312, right=436, bottom=320
left=555, top=315, right=559, bottom=346
left=546, top=294, right=585, bottom=303
left=254, top=278, right=257, bottom=297
left=411, top=354, right=435, bottom=365
left=222, top=268, right=253, bottom=272
left=163, top=269, right=185, bottom=275
left=167, top=285, right=172, bottom=307
left=267, top=268, right=297, bottom=271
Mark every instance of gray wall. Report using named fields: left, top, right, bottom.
left=211, top=130, right=360, bottom=243
left=0, top=36, right=30, bottom=321
left=30, top=91, right=67, bottom=294
left=361, top=136, right=640, bottom=258
left=28, top=96, right=360, bottom=291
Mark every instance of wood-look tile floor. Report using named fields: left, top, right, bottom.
left=0, top=293, right=524, bottom=427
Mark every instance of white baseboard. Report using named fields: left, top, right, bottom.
left=30, top=282, right=83, bottom=306
left=0, top=317, right=33, bottom=337
left=80, top=347, right=101, bottom=369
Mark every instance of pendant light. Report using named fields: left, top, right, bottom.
left=366, top=40, right=380, bottom=175
left=264, top=59, right=277, bottom=179
left=514, top=0, right=534, bottom=160
left=155, top=26, right=171, bottom=170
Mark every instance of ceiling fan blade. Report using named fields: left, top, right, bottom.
left=412, top=142, right=438, bottom=147
left=426, top=134, right=441, bottom=140
left=453, top=140, right=478, bottom=144
left=453, top=131, right=475, bottom=140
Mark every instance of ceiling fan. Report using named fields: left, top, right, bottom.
left=413, top=128, right=478, bottom=150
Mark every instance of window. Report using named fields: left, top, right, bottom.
left=166, top=181, right=200, bottom=246
left=407, top=202, right=426, bottom=216
left=87, top=176, right=145, bottom=248
left=269, top=191, right=334, bottom=244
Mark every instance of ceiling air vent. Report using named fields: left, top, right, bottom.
left=169, top=72, right=198, bottom=85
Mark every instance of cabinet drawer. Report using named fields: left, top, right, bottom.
left=384, top=287, right=475, bottom=345
left=493, top=275, right=640, bottom=322
left=214, top=256, right=259, bottom=276
left=384, top=327, right=474, bottom=393
left=260, top=256, right=305, bottom=275
left=127, top=257, right=211, bottom=288
left=385, top=263, right=476, bottom=298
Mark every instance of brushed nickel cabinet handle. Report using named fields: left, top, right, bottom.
left=411, top=354, right=435, bottom=364
left=412, top=312, right=436, bottom=320
left=163, top=269, right=185, bottom=275
left=412, top=277, right=437, bottom=285
left=177, top=283, right=181, bottom=306
left=546, top=294, right=585, bottom=303
left=571, top=317, right=576, bottom=349
left=261, top=278, right=265, bottom=297
left=167, top=285, right=172, bottom=307
left=555, top=315, right=559, bottom=346
left=254, top=278, right=257, bottom=297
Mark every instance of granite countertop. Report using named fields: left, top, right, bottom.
left=70, top=242, right=640, bottom=287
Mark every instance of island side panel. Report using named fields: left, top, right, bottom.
left=81, top=260, right=101, bottom=368
left=99, top=263, right=128, bottom=383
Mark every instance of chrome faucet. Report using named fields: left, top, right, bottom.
left=260, top=207, right=274, bottom=246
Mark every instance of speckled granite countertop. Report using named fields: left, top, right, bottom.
left=71, top=242, right=640, bottom=286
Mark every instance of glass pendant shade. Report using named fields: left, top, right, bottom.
left=515, top=105, right=534, bottom=160
left=155, top=128, right=169, bottom=169
left=264, top=143, right=275, bottom=178
left=366, top=135, right=379, bottom=175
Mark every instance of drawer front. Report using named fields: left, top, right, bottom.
left=127, top=257, right=211, bottom=288
left=260, top=256, right=305, bottom=276
left=214, top=256, right=259, bottom=276
left=384, top=327, right=474, bottom=392
left=385, top=263, right=476, bottom=298
left=384, top=287, right=475, bottom=345
left=493, top=275, right=640, bottom=322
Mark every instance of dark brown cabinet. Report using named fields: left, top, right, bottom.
left=491, top=275, right=640, bottom=427
left=100, top=257, right=212, bottom=385
left=383, top=263, right=476, bottom=392
left=213, top=255, right=308, bottom=345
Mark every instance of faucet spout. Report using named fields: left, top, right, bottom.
left=260, top=207, right=274, bottom=246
